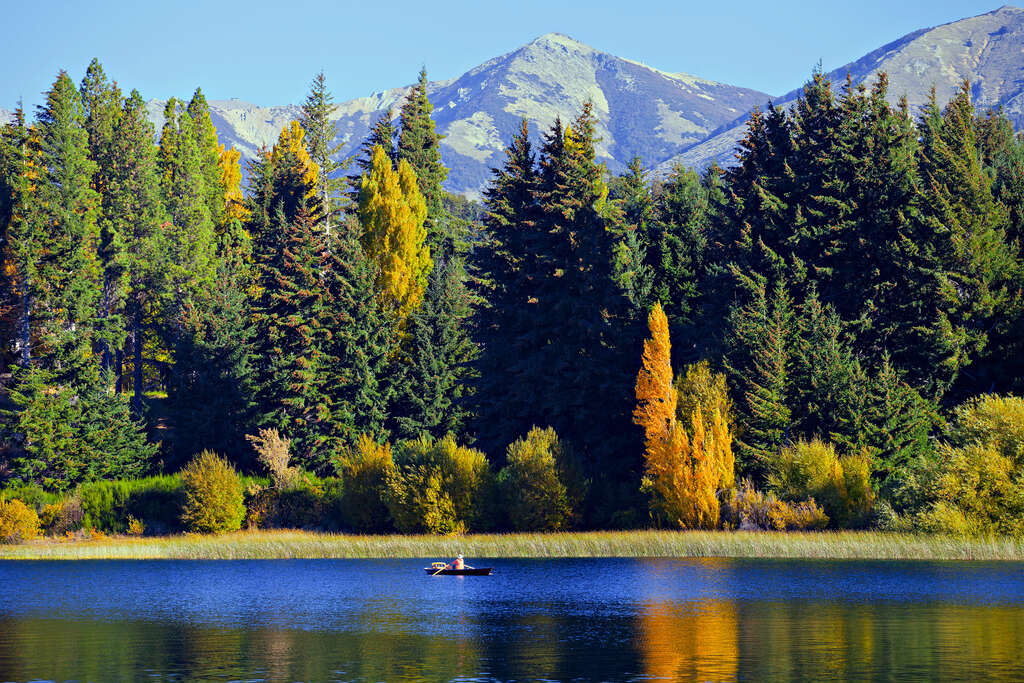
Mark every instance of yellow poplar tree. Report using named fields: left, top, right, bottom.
left=217, top=143, right=246, bottom=225
left=635, top=303, right=735, bottom=529
left=357, top=144, right=430, bottom=320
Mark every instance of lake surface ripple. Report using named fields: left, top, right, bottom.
left=1, top=557, right=1023, bottom=681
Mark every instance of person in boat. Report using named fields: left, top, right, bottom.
left=451, top=554, right=465, bottom=570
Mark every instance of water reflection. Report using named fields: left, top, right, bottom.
left=1, top=559, right=1023, bottom=681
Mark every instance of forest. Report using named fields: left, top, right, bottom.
left=1, top=60, right=1023, bottom=540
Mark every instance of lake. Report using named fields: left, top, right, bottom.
left=1, top=558, right=1023, bottom=681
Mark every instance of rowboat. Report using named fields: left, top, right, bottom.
left=425, top=562, right=492, bottom=576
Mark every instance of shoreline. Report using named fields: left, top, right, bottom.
left=2, top=529, right=1023, bottom=561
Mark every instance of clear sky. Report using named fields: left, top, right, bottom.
left=0, top=0, right=1009, bottom=111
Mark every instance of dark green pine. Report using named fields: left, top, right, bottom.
left=392, top=254, right=478, bottom=441
left=300, top=71, right=345, bottom=236
left=252, top=205, right=335, bottom=472
left=323, top=215, right=400, bottom=446
left=397, top=68, right=451, bottom=253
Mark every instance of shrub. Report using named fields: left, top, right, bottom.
left=0, top=483, right=61, bottom=510
left=334, top=435, right=394, bottom=533
left=385, top=435, right=492, bottom=534
left=126, top=516, right=145, bottom=536
left=0, top=499, right=40, bottom=543
left=180, top=451, right=245, bottom=534
left=247, top=428, right=302, bottom=490
left=769, top=438, right=874, bottom=528
left=78, top=476, right=183, bottom=534
left=723, top=480, right=828, bottom=531
left=950, top=394, right=1024, bottom=463
left=497, top=427, right=572, bottom=531
left=915, top=443, right=1024, bottom=536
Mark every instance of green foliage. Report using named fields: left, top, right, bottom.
left=769, top=439, right=874, bottom=529
left=180, top=451, right=245, bottom=534
left=384, top=434, right=492, bottom=534
left=78, top=475, right=183, bottom=534
left=0, top=498, right=40, bottom=543
left=497, top=427, right=576, bottom=531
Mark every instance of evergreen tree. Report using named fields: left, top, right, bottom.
left=80, top=59, right=126, bottom=374
left=31, top=71, right=102, bottom=387
left=252, top=205, right=334, bottom=471
left=108, top=90, right=166, bottom=413
left=397, top=69, right=451, bottom=253
left=608, top=157, right=654, bottom=316
left=392, top=255, right=477, bottom=440
left=473, top=119, right=539, bottom=455
left=323, top=215, right=399, bottom=445
left=725, top=276, right=794, bottom=480
left=348, top=111, right=397, bottom=201
left=186, top=88, right=228, bottom=229
left=300, top=71, right=344, bottom=237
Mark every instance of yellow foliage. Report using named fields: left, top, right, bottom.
left=770, top=439, right=874, bottom=528
left=270, top=120, right=320, bottom=211
left=635, top=304, right=735, bottom=529
left=675, top=360, right=734, bottom=433
left=357, top=145, right=431, bottom=320
left=634, top=302, right=676, bottom=455
left=0, top=499, right=39, bottom=543
left=217, top=144, right=246, bottom=224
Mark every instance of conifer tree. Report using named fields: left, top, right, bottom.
left=252, top=205, right=334, bottom=471
left=397, top=69, right=450, bottom=253
left=392, top=255, right=477, bottom=441
left=323, top=215, right=399, bottom=445
left=108, top=90, right=166, bottom=412
left=725, top=276, right=794, bottom=480
left=473, top=119, right=539, bottom=455
left=31, top=71, right=102, bottom=387
left=80, top=59, right=127, bottom=374
left=357, top=145, right=431, bottom=322
left=300, top=71, right=343, bottom=237
left=0, top=105, right=36, bottom=370
left=348, top=111, right=397, bottom=201
left=186, top=88, right=228, bottom=229
left=609, top=157, right=654, bottom=316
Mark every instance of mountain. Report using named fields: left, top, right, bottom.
left=664, top=5, right=1024, bottom=173
left=148, top=33, right=768, bottom=199
left=0, top=108, right=12, bottom=125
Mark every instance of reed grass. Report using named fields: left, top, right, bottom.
left=2, top=529, right=1024, bottom=561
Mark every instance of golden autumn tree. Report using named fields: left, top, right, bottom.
left=217, top=143, right=246, bottom=225
left=635, top=303, right=735, bottom=529
left=357, top=144, right=430, bottom=321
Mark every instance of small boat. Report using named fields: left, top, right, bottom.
left=425, top=562, right=492, bottom=576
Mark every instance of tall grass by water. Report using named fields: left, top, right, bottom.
left=2, top=529, right=1023, bottom=561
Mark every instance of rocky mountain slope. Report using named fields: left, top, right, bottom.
left=0, top=108, right=12, bottom=125
left=147, top=33, right=768, bottom=198
left=664, top=5, right=1024, bottom=173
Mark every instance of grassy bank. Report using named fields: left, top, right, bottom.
left=2, top=529, right=1024, bottom=561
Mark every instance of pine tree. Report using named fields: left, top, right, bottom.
left=725, top=276, right=794, bottom=480
left=252, top=205, right=334, bottom=471
left=397, top=69, right=450, bottom=253
left=300, top=71, right=344, bottom=237
left=80, top=59, right=127, bottom=374
left=108, top=90, right=166, bottom=413
left=0, top=105, right=35, bottom=371
left=392, top=255, right=477, bottom=440
left=608, top=157, right=654, bottom=316
left=157, top=99, right=218, bottom=304
left=186, top=88, right=228, bottom=229
left=357, top=145, right=431, bottom=322
left=32, top=71, right=102, bottom=387
left=348, top=111, right=397, bottom=201
left=323, top=215, right=399, bottom=445
left=473, top=119, right=540, bottom=455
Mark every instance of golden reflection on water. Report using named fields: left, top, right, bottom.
left=638, top=599, right=738, bottom=682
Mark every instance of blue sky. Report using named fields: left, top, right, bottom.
left=1, top=1, right=1007, bottom=110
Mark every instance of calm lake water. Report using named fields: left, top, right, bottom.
left=1, top=558, right=1023, bottom=682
